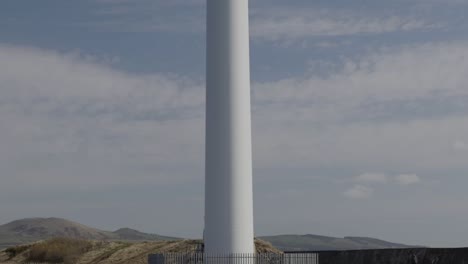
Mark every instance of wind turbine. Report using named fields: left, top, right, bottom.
left=204, top=0, right=255, bottom=254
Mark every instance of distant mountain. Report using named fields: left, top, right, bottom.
left=0, top=218, right=178, bottom=249
left=113, top=228, right=177, bottom=241
left=0, top=218, right=419, bottom=252
left=0, top=218, right=114, bottom=240
left=259, top=234, right=419, bottom=251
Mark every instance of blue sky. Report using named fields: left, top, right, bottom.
left=1, top=0, right=468, bottom=247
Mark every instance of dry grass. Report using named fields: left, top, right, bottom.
left=255, top=239, right=283, bottom=254
left=1, top=238, right=281, bottom=264
left=26, top=237, right=93, bottom=264
left=5, top=244, right=32, bottom=259
left=87, top=241, right=133, bottom=263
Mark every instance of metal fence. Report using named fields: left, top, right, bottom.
left=148, top=253, right=319, bottom=264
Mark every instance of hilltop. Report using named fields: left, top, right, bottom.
left=259, top=234, right=418, bottom=251
left=0, top=218, right=177, bottom=250
left=0, top=218, right=417, bottom=251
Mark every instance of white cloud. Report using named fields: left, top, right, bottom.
left=344, top=173, right=421, bottom=199
left=0, top=44, right=204, bottom=187
left=88, top=3, right=441, bottom=38
left=252, top=41, right=468, bottom=171
left=255, top=42, right=468, bottom=107
left=88, top=0, right=204, bottom=33
left=251, top=9, right=441, bottom=42
left=453, top=140, right=468, bottom=151
left=2, top=41, right=468, bottom=190
left=344, top=185, right=373, bottom=199
left=354, top=173, right=388, bottom=183
left=395, top=174, right=421, bottom=185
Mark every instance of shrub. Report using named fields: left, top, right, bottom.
left=27, top=237, right=93, bottom=264
left=5, top=244, right=31, bottom=258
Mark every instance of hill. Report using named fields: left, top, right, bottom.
left=259, top=234, right=418, bottom=251
left=0, top=218, right=418, bottom=251
left=0, top=218, right=177, bottom=250
left=0, top=238, right=280, bottom=264
left=113, top=228, right=176, bottom=241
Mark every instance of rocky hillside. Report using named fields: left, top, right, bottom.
left=0, top=238, right=280, bottom=264
left=259, top=234, right=417, bottom=251
left=113, top=228, right=175, bottom=241
left=0, top=218, right=114, bottom=240
left=0, top=218, right=177, bottom=250
left=0, top=218, right=419, bottom=252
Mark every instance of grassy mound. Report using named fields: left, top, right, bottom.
left=26, top=237, right=93, bottom=264
left=2, top=238, right=281, bottom=264
left=5, top=244, right=32, bottom=258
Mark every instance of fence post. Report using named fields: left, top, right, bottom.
left=148, top=252, right=319, bottom=264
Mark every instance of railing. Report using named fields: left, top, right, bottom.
left=148, top=253, right=319, bottom=264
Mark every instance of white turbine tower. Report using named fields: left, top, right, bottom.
left=204, top=0, right=255, bottom=255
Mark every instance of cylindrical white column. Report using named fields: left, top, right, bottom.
left=204, top=0, right=254, bottom=254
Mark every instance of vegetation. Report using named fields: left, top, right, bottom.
left=0, top=217, right=178, bottom=250
left=255, top=239, right=282, bottom=254
left=26, top=237, right=93, bottom=264
left=89, top=241, right=133, bottom=263
left=1, top=238, right=281, bottom=264
left=5, top=244, right=32, bottom=258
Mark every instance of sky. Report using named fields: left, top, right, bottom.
left=1, top=0, right=468, bottom=248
